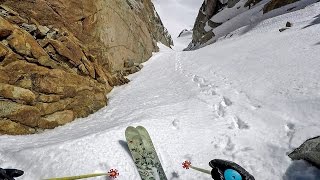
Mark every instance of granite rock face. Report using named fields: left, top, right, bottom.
left=0, top=0, right=172, bottom=135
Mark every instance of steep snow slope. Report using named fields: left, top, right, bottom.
left=0, top=1, right=320, bottom=180
left=187, top=0, right=320, bottom=50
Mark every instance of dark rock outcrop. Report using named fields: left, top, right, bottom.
left=178, top=29, right=193, bottom=38
left=187, top=0, right=225, bottom=49
left=187, top=0, right=311, bottom=50
left=263, top=0, right=299, bottom=14
left=288, top=136, right=320, bottom=169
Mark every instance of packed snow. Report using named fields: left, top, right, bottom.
left=1, top=1, right=320, bottom=180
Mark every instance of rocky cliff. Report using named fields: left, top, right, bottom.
left=0, top=0, right=172, bottom=135
left=186, top=0, right=315, bottom=50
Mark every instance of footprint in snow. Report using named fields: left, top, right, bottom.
left=213, top=97, right=233, bottom=118
left=222, top=96, right=233, bottom=107
left=285, top=122, right=296, bottom=148
left=172, top=119, right=180, bottom=130
left=170, top=171, right=180, bottom=179
left=192, top=75, right=204, bottom=84
left=192, top=74, right=220, bottom=97
left=285, top=122, right=295, bottom=133
left=213, top=103, right=225, bottom=118
left=212, top=135, right=235, bottom=153
left=200, top=87, right=217, bottom=96
left=230, top=116, right=250, bottom=130
left=225, top=136, right=235, bottom=151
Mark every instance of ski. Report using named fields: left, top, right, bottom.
left=125, top=126, right=167, bottom=180
left=135, top=126, right=167, bottom=180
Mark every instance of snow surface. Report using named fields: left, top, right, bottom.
left=1, top=1, right=320, bottom=180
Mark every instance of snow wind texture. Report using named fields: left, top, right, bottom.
left=1, top=1, right=320, bottom=180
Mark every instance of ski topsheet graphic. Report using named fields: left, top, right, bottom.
left=125, top=126, right=167, bottom=180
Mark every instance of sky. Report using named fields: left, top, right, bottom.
left=152, top=0, right=203, bottom=37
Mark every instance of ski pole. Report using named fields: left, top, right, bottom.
left=182, top=160, right=211, bottom=175
left=44, top=169, right=119, bottom=180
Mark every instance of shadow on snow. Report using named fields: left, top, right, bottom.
left=283, top=160, right=320, bottom=180
left=303, top=14, right=320, bottom=29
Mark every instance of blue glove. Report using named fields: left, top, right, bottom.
left=209, top=159, right=255, bottom=180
